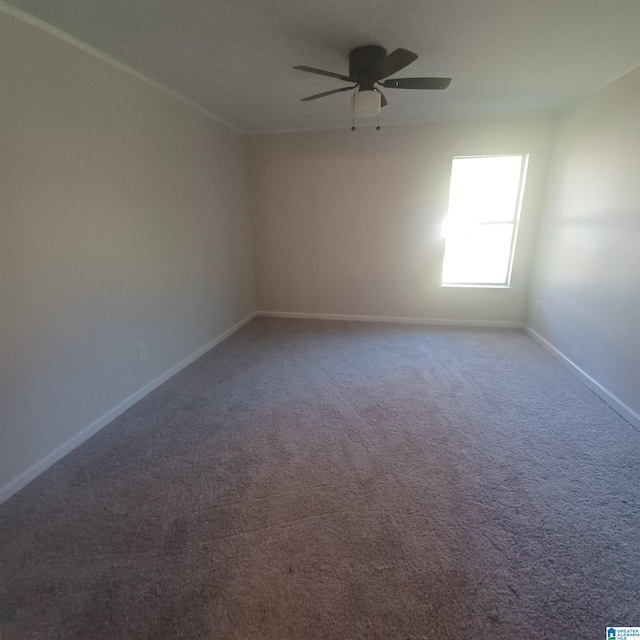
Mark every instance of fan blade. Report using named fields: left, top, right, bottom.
left=301, top=85, right=357, bottom=101
left=382, top=77, right=452, bottom=90
left=293, top=65, right=352, bottom=82
left=375, top=88, right=388, bottom=108
left=377, top=48, right=418, bottom=79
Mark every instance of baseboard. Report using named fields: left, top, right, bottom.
left=257, top=310, right=524, bottom=329
left=524, top=325, right=640, bottom=431
left=0, top=311, right=257, bottom=504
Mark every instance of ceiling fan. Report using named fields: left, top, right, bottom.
left=294, top=45, right=451, bottom=125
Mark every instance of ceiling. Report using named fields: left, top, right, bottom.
left=6, top=0, right=640, bottom=133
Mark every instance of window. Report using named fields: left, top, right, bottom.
left=441, top=154, right=528, bottom=286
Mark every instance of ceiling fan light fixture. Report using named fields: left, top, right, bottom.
left=353, top=90, right=381, bottom=118
left=295, top=46, right=451, bottom=124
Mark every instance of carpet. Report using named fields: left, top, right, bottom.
left=1, top=317, right=638, bottom=639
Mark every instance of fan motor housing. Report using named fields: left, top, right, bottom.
left=349, top=45, right=386, bottom=89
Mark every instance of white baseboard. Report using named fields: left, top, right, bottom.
left=524, top=325, right=640, bottom=431
left=257, top=310, right=524, bottom=329
left=0, top=311, right=256, bottom=504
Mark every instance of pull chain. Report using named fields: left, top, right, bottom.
left=351, top=92, right=356, bottom=131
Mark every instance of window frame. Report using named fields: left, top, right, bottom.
left=440, top=153, right=529, bottom=288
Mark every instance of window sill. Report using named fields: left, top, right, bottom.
left=439, top=284, right=515, bottom=290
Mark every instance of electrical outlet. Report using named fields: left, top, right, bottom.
left=535, top=300, right=541, bottom=313
left=137, top=342, right=147, bottom=359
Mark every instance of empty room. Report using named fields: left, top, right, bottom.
left=1, top=1, right=639, bottom=638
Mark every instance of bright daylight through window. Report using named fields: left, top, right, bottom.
left=441, top=155, right=528, bottom=286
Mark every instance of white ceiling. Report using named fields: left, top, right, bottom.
left=6, top=0, right=640, bottom=133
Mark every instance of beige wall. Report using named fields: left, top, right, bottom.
left=528, top=66, right=640, bottom=423
left=249, top=116, right=553, bottom=323
left=0, top=11, right=255, bottom=495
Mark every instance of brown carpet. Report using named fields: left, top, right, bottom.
left=1, top=317, right=638, bottom=639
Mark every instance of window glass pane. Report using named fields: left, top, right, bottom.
left=442, top=223, right=514, bottom=284
left=447, top=156, right=523, bottom=224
